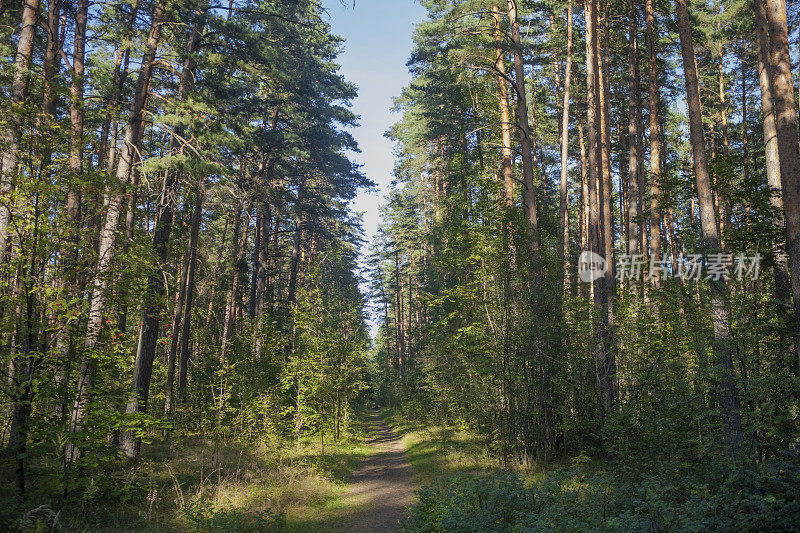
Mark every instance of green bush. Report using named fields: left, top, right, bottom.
left=180, top=499, right=285, bottom=532
left=402, top=453, right=800, bottom=532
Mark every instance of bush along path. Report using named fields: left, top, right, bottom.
left=338, top=411, right=416, bottom=533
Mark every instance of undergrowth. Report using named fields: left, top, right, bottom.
left=1, top=422, right=374, bottom=532
left=401, top=452, right=800, bottom=532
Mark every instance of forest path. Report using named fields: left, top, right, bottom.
left=337, top=411, right=416, bottom=532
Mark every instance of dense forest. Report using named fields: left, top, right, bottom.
left=372, top=0, right=800, bottom=529
left=0, top=0, right=376, bottom=528
left=2, top=0, right=800, bottom=530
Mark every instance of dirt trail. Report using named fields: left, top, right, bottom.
left=337, top=411, right=416, bottom=532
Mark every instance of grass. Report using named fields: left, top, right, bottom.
left=382, top=410, right=562, bottom=488
left=1, top=416, right=379, bottom=532
left=382, top=410, right=504, bottom=486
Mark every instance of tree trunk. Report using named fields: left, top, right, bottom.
left=579, top=112, right=589, bottom=263
left=41, top=0, right=61, bottom=129
left=762, top=0, right=800, bottom=366
left=754, top=0, right=791, bottom=308
left=559, top=0, right=574, bottom=294
left=506, top=0, right=544, bottom=310
left=288, top=180, right=305, bottom=306
left=507, top=0, right=548, bottom=457
left=584, top=0, right=601, bottom=266
left=493, top=5, right=515, bottom=206
left=177, top=185, right=204, bottom=405
left=676, top=0, right=744, bottom=455
left=599, top=3, right=614, bottom=288
left=627, top=0, right=641, bottom=260
left=165, top=242, right=188, bottom=414
left=120, top=11, right=203, bottom=457
left=66, top=1, right=165, bottom=463
left=220, top=206, right=249, bottom=364
left=646, top=0, right=661, bottom=289
left=249, top=206, right=262, bottom=319
left=0, top=0, right=41, bottom=259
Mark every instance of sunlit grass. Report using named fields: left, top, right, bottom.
left=1, top=416, right=378, bottom=532
left=381, top=410, right=572, bottom=489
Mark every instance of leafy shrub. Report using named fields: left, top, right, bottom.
left=180, top=498, right=285, bottom=532
left=403, top=473, right=530, bottom=532
left=402, top=453, right=800, bottom=532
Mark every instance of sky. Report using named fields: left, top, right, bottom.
left=321, top=2, right=426, bottom=248
left=322, top=0, right=426, bottom=329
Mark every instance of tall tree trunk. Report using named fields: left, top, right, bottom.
left=599, top=2, right=614, bottom=288
left=507, top=0, right=548, bottom=457
left=742, top=56, right=750, bottom=186
left=585, top=0, right=615, bottom=416
left=755, top=0, right=791, bottom=308
left=251, top=105, right=279, bottom=326
left=646, top=0, right=662, bottom=290
left=584, top=0, right=601, bottom=268
left=506, top=0, right=544, bottom=309
left=165, top=244, right=188, bottom=414
left=0, top=0, right=41, bottom=258
left=493, top=5, right=515, bottom=206
left=220, top=206, right=249, bottom=363
left=41, top=0, right=61, bottom=133
left=288, top=179, right=305, bottom=307
left=248, top=206, right=262, bottom=319
left=66, top=1, right=165, bottom=463
left=676, top=0, right=744, bottom=455
left=177, top=185, right=204, bottom=405
left=54, top=0, right=87, bottom=430
left=579, top=112, right=589, bottom=276
left=718, top=42, right=731, bottom=240
left=762, top=0, right=800, bottom=366
left=559, top=0, right=574, bottom=294
left=627, top=0, right=642, bottom=261
left=120, top=10, right=203, bottom=457
left=598, top=0, right=617, bottom=415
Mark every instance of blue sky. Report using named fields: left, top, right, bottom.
left=322, top=0, right=426, bottom=253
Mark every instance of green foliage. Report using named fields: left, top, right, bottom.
left=180, top=499, right=285, bottom=532
left=403, top=454, right=800, bottom=532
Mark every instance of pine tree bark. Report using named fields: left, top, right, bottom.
left=165, top=243, right=188, bottom=414
left=67, top=1, right=165, bottom=462
left=559, top=0, right=574, bottom=293
left=599, top=3, right=614, bottom=288
left=584, top=0, right=601, bottom=266
left=579, top=112, right=589, bottom=270
left=761, top=0, right=800, bottom=365
left=627, top=0, right=642, bottom=260
left=120, top=10, right=204, bottom=457
left=0, top=0, right=41, bottom=259
left=676, top=0, right=744, bottom=455
left=177, top=185, right=204, bottom=405
left=493, top=5, right=515, bottom=206
left=646, top=0, right=661, bottom=289
left=288, top=180, right=305, bottom=306
left=754, top=0, right=791, bottom=308
left=41, top=0, right=61, bottom=130
left=506, top=0, right=544, bottom=310
left=220, top=206, right=249, bottom=363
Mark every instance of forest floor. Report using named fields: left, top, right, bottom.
left=1, top=415, right=384, bottom=531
